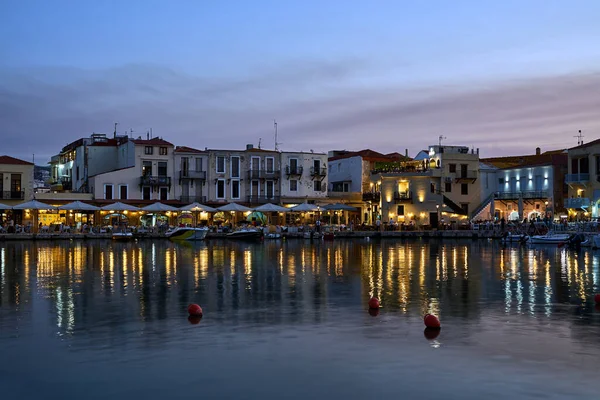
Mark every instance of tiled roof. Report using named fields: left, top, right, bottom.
left=174, top=146, right=205, bottom=154
left=568, top=138, right=600, bottom=151
left=328, top=149, right=412, bottom=162
left=482, top=151, right=567, bottom=169
left=131, top=138, right=173, bottom=146
left=0, top=155, right=34, bottom=165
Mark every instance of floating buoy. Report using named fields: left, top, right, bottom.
left=368, top=308, right=380, bottom=317
left=424, top=314, right=441, bottom=329
left=595, top=294, right=600, bottom=304
left=188, top=315, right=202, bottom=325
left=188, top=303, right=203, bottom=317
left=368, top=297, right=380, bottom=309
left=423, top=327, right=440, bottom=340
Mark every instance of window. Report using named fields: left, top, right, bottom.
left=397, top=205, right=405, bottom=216
left=445, top=182, right=451, bottom=193
left=250, top=157, right=260, bottom=172
left=195, top=157, right=203, bottom=172
left=104, top=184, right=113, bottom=200
left=461, top=183, right=468, bottom=195
left=76, top=166, right=80, bottom=181
left=449, top=163, right=456, bottom=173
left=159, top=147, right=168, bottom=155
left=313, top=159, right=321, bottom=174
left=499, top=178, right=505, bottom=184
left=461, top=203, right=469, bottom=215
left=266, top=180, right=274, bottom=198
left=157, top=162, right=167, bottom=176
left=216, top=179, right=225, bottom=199
left=216, top=156, right=225, bottom=173
left=343, top=182, right=349, bottom=192
left=159, top=187, right=168, bottom=200
left=144, top=146, right=153, bottom=155
left=251, top=180, right=260, bottom=196
left=231, top=180, right=240, bottom=199
left=231, top=156, right=240, bottom=178
left=460, top=164, right=468, bottom=178
left=290, top=180, right=298, bottom=191
left=142, top=161, right=152, bottom=176
left=119, top=185, right=128, bottom=200
left=266, top=157, right=274, bottom=173
left=332, top=182, right=349, bottom=192
left=289, top=158, right=299, bottom=174
left=314, top=180, right=322, bottom=191
left=142, top=186, right=151, bottom=200
left=11, top=174, right=21, bottom=193
left=181, top=157, right=189, bottom=176
left=430, top=183, right=435, bottom=194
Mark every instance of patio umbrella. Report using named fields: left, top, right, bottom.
left=100, top=202, right=140, bottom=211
left=13, top=200, right=57, bottom=233
left=0, top=202, right=13, bottom=209
left=217, top=203, right=253, bottom=212
left=179, top=202, right=217, bottom=213
left=322, top=203, right=357, bottom=211
left=290, top=202, right=319, bottom=212
left=254, top=203, right=289, bottom=213
left=58, top=201, right=100, bottom=211
left=142, top=202, right=178, bottom=212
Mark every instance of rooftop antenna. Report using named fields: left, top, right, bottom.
left=258, top=137, right=262, bottom=149
left=574, top=130, right=584, bottom=146
left=439, top=135, right=447, bottom=146
left=274, top=119, right=281, bottom=151
left=114, top=122, right=118, bottom=138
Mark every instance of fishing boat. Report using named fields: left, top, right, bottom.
left=166, top=227, right=209, bottom=241
left=529, top=232, right=571, bottom=245
left=226, top=228, right=263, bottom=241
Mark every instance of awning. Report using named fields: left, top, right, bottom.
left=443, top=195, right=468, bottom=215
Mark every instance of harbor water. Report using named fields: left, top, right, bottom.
left=0, top=239, right=599, bottom=399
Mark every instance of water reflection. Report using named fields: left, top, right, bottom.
left=0, top=239, right=599, bottom=341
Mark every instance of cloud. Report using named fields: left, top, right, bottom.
left=0, top=62, right=599, bottom=162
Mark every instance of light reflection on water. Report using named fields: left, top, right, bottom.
left=0, top=239, right=599, bottom=399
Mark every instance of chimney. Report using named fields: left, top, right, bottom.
left=476, top=148, right=479, bottom=155
left=246, top=144, right=254, bottom=150
left=536, top=147, right=541, bottom=156
left=147, top=132, right=149, bottom=140
left=405, top=148, right=408, bottom=157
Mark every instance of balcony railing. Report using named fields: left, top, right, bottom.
left=247, top=195, right=280, bottom=204
left=495, top=190, right=549, bottom=200
left=140, top=175, right=172, bottom=186
left=1, top=191, right=24, bottom=200
left=393, top=191, right=412, bottom=203
left=310, top=167, right=327, bottom=177
left=455, top=170, right=478, bottom=181
left=285, top=166, right=303, bottom=176
left=566, top=173, right=590, bottom=183
left=180, top=170, right=206, bottom=180
left=180, top=195, right=207, bottom=204
left=247, top=169, right=281, bottom=179
left=566, top=197, right=591, bottom=209
left=362, top=191, right=381, bottom=202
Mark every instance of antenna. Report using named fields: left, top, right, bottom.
left=114, top=122, right=118, bottom=138
left=274, top=119, right=281, bottom=151
left=438, top=135, right=447, bottom=146
left=258, top=137, right=262, bottom=149
left=574, top=130, right=584, bottom=146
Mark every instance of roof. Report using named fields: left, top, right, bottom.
left=482, top=151, right=567, bottom=170
left=328, top=149, right=412, bottom=162
left=174, top=146, right=205, bottom=154
left=131, top=138, right=174, bottom=146
left=0, top=155, right=34, bottom=165
left=88, top=166, right=135, bottom=178
left=568, top=137, right=600, bottom=151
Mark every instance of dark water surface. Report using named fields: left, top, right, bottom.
left=1, top=239, right=599, bottom=399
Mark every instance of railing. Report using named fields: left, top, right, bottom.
left=310, top=167, right=327, bottom=177
left=565, top=197, right=590, bottom=209
left=179, top=170, right=206, bottom=180
left=140, top=175, right=172, bottom=186
left=60, top=178, right=72, bottom=191
left=247, top=169, right=281, bottom=179
left=285, top=166, right=303, bottom=176
left=393, top=191, right=412, bottom=203
left=180, top=195, right=207, bottom=203
left=495, top=190, right=549, bottom=199
left=247, top=195, right=280, bottom=204
left=1, top=191, right=24, bottom=200
left=566, top=173, right=590, bottom=183
left=362, top=192, right=381, bottom=202
left=455, top=170, right=477, bottom=180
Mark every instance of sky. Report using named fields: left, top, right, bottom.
left=2, top=0, right=600, bottom=163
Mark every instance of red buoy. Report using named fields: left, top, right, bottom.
left=423, top=327, right=440, bottom=340
left=368, top=297, right=380, bottom=309
left=424, top=314, right=441, bottom=329
left=368, top=308, right=380, bottom=317
left=188, top=303, right=203, bottom=316
left=594, top=294, right=600, bottom=304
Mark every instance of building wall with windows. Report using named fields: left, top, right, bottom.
left=280, top=152, right=328, bottom=204
left=88, top=167, right=137, bottom=201
left=132, top=138, right=175, bottom=201
left=0, top=155, right=34, bottom=206
left=566, top=139, right=600, bottom=218
left=244, top=147, right=281, bottom=204
left=205, top=149, right=247, bottom=204
left=173, top=146, right=208, bottom=204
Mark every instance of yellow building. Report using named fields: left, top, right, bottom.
left=566, top=138, right=600, bottom=219
left=0, top=155, right=34, bottom=206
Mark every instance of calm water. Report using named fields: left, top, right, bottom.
left=1, top=238, right=599, bottom=399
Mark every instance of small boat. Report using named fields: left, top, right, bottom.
left=112, top=231, right=134, bottom=241
left=166, top=227, right=209, bottom=241
left=265, top=233, right=281, bottom=239
left=226, top=228, right=263, bottom=241
left=303, top=231, right=321, bottom=239
left=501, top=232, right=529, bottom=243
left=529, top=233, right=571, bottom=245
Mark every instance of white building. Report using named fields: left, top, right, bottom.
left=173, top=146, right=208, bottom=203
left=280, top=151, right=328, bottom=204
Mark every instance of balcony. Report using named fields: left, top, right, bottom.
left=362, top=191, right=381, bottom=202
left=247, top=169, right=281, bottom=180
left=393, top=191, right=412, bottom=203
left=495, top=190, right=549, bottom=200
left=247, top=195, right=281, bottom=204
left=179, top=170, right=206, bottom=180
left=285, top=166, right=303, bottom=177
left=310, top=167, right=327, bottom=177
left=454, top=170, right=477, bottom=182
left=566, top=197, right=590, bottom=209
left=1, top=191, right=24, bottom=200
left=566, top=173, right=590, bottom=185
left=140, top=175, right=172, bottom=186
left=180, top=195, right=207, bottom=203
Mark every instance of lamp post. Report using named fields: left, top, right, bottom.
left=436, top=204, right=440, bottom=230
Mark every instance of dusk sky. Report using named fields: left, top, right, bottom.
left=2, top=0, right=600, bottom=163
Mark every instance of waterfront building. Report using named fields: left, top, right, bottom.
left=173, top=146, right=208, bottom=203
left=280, top=151, right=328, bottom=205
left=0, top=155, right=34, bottom=207
left=565, top=138, right=600, bottom=219
left=482, top=147, right=567, bottom=221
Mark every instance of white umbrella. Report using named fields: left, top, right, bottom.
left=290, top=202, right=319, bottom=212
left=58, top=201, right=100, bottom=211
left=100, top=202, right=140, bottom=211
left=0, top=202, right=12, bottom=210
left=323, top=203, right=357, bottom=211
left=254, top=203, right=289, bottom=213
left=179, top=202, right=217, bottom=213
left=142, top=202, right=178, bottom=212
left=217, top=202, right=253, bottom=212
left=13, top=200, right=57, bottom=210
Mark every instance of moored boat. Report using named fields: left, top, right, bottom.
left=226, top=228, right=263, bottom=241
left=166, top=227, right=209, bottom=241
left=501, top=232, right=529, bottom=243
left=112, top=231, right=134, bottom=241
left=529, top=233, right=571, bottom=245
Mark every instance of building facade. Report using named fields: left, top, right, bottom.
left=565, top=139, right=600, bottom=219
left=0, top=155, right=34, bottom=205
left=280, top=151, right=328, bottom=205
left=173, top=146, right=208, bottom=203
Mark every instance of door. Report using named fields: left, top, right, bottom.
left=460, top=164, right=467, bottom=178
left=290, top=158, right=298, bottom=174
left=251, top=157, right=260, bottom=178
left=182, top=182, right=190, bottom=200
left=266, top=180, right=274, bottom=199
left=430, top=212, right=439, bottom=229
left=251, top=180, right=260, bottom=200
left=313, top=159, right=321, bottom=174
left=181, top=157, right=189, bottom=177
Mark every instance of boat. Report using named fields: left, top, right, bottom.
left=303, top=231, right=321, bottom=239
left=593, top=235, right=600, bottom=249
left=529, top=233, right=571, bottom=245
left=226, top=228, right=263, bottom=241
left=166, top=227, right=209, bottom=241
left=112, top=231, right=134, bottom=241
left=323, top=232, right=335, bottom=241
left=265, top=233, right=281, bottom=239
left=501, top=232, right=529, bottom=243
